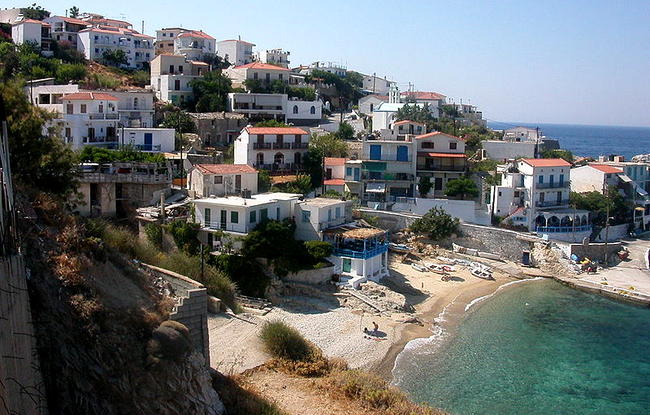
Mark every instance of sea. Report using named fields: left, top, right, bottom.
left=392, top=279, right=650, bottom=415
left=487, top=122, right=650, bottom=160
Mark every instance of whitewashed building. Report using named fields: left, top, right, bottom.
left=155, top=27, right=184, bottom=55
left=358, top=94, right=388, bottom=115
left=297, top=61, right=347, bottom=77
left=188, top=164, right=258, bottom=198
left=234, top=126, right=310, bottom=174
left=223, top=62, right=290, bottom=87
left=174, top=30, right=216, bottom=60
left=11, top=19, right=52, bottom=55
left=150, top=54, right=209, bottom=105
left=77, top=26, right=154, bottom=69
left=324, top=157, right=348, bottom=194
left=227, top=93, right=322, bottom=122
left=360, top=73, right=396, bottom=95
left=415, top=132, right=467, bottom=197
left=294, top=198, right=353, bottom=241
left=44, top=15, right=88, bottom=47
left=489, top=158, right=591, bottom=241
left=257, top=48, right=290, bottom=68
left=400, top=91, right=446, bottom=118
left=217, top=38, right=255, bottom=66
left=570, top=164, right=625, bottom=194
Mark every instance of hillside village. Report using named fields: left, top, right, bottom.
left=2, top=4, right=650, bottom=415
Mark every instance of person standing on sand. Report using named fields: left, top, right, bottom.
left=372, top=321, right=379, bottom=333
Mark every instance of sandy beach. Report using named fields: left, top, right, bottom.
left=208, top=251, right=530, bottom=379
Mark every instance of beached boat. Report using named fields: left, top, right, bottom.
left=470, top=267, right=494, bottom=280
left=411, top=263, right=428, bottom=272
left=389, top=243, right=411, bottom=253
left=425, top=263, right=456, bottom=273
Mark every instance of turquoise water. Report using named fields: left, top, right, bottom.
left=393, top=279, right=650, bottom=415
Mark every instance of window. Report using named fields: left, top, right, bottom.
left=65, top=127, right=71, bottom=138
left=370, top=103, right=374, bottom=112
left=133, top=97, right=139, bottom=109
left=293, top=105, right=298, bottom=114
left=66, top=103, right=73, bottom=114
left=302, top=210, right=311, bottom=223
left=174, top=79, right=180, bottom=90
left=335, top=207, right=341, bottom=218
left=422, top=142, right=434, bottom=149
left=449, top=142, right=457, bottom=150
left=214, top=175, right=223, bottom=184
left=346, top=167, right=352, bottom=176
left=310, top=106, right=315, bottom=114
left=249, top=210, right=257, bottom=224
left=279, top=73, right=283, bottom=80
left=538, top=175, right=544, bottom=184
left=369, top=144, right=382, bottom=160
left=169, top=65, right=174, bottom=73
left=328, top=209, right=332, bottom=221
left=265, top=73, right=270, bottom=82
left=80, top=104, right=87, bottom=113
left=98, top=104, right=103, bottom=113
left=396, top=145, right=408, bottom=161
left=559, top=174, right=564, bottom=184
left=261, top=208, right=268, bottom=221
left=204, top=208, right=211, bottom=225
left=178, top=65, right=183, bottom=73
left=231, top=211, right=239, bottom=223
left=253, top=72, right=258, bottom=80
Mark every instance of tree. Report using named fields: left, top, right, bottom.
left=309, top=133, right=348, bottom=158
left=20, top=4, right=50, bottom=20
left=102, top=49, right=128, bottom=67
left=159, top=108, right=195, bottom=151
left=444, top=177, right=479, bottom=200
left=285, top=174, right=312, bottom=195
left=55, top=63, right=87, bottom=84
left=197, top=53, right=229, bottom=69
left=190, top=71, right=232, bottom=112
left=570, top=186, right=630, bottom=226
left=541, top=148, right=574, bottom=163
left=395, top=103, right=435, bottom=126
left=410, top=207, right=460, bottom=240
left=255, top=119, right=289, bottom=128
left=336, top=122, right=354, bottom=140
left=345, top=71, right=364, bottom=88
left=68, top=6, right=80, bottom=18
left=257, top=169, right=272, bottom=193
left=304, top=240, right=333, bottom=261
left=418, top=176, right=432, bottom=197
left=0, top=80, right=78, bottom=196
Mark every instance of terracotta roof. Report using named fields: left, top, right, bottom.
left=521, top=158, right=571, bottom=167
left=233, top=62, right=290, bottom=71
left=324, top=179, right=345, bottom=186
left=415, top=131, right=464, bottom=141
left=196, top=164, right=257, bottom=174
left=246, top=127, right=308, bottom=135
left=393, top=120, right=425, bottom=126
left=365, top=94, right=389, bottom=101
left=418, top=152, right=466, bottom=158
left=178, top=30, right=214, bottom=40
left=401, top=91, right=446, bottom=100
left=219, top=39, right=255, bottom=46
left=324, top=157, right=347, bottom=166
left=15, top=19, right=48, bottom=25
left=53, top=16, right=88, bottom=25
left=62, top=92, right=119, bottom=101
left=590, top=164, right=624, bottom=174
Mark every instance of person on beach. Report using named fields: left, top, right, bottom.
left=372, top=321, right=379, bottom=333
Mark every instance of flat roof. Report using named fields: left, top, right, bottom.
left=300, top=197, right=346, bottom=207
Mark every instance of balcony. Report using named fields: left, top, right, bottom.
left=272, top=142, right=292, bottom=149
left=253, top=142, right=272, bottom=149
left=292, top=142, right=308, bottom=149
left=536, top=225, right=592, bottom=233
left=88, top=113, right=119, bottom=120
left=253, top=162, right=302, bottom=173
left=84, top=136, right=119, bottom=144
left=417, top=165, right=466, bottom=172
left=361, top=172, right=414, bottom=181
left=536, top=182, right=569, bottom=189
left=333, top=242, right=388, bottom=259
left=535, top=199, right=570, bottom=208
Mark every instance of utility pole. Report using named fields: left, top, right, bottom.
left=372, top=72, right=376, bottom=94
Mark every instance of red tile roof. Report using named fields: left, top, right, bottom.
left=246, top=127, right=308, bottom=135
left=366, top=94, right=389, bottom=101
left=415, top=131, right=464, bottom=141
left=178, top=30, right=214, bottom=40
left=590, top=164, right=624, bottom=174
left=324, top=179, right=345, bottom=186
left=15, top=19, right=48, bottom=25
left=324, top=157, right=347, bottom=166
left=401, top=91, right=446, bottom=101
left=51, top=16, right=88, bottom=25
left=418, top=152, right=466, bottom=158
left=196, top=164, right=257, bottom=174
left=393, top=120, right=425, bottom=126
left=62, top=92, right=119, bottom=101
left=233, top=62, right=290, bottom=71
left=521, top=158, right=571, bottom=167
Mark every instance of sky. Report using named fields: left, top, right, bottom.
left=10, top=0, right=650, bottom=127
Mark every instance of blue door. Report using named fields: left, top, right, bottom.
left=369, top=145, right=382, bottom=160
left=144, top=133, right=153, bottom=151
left=396, top=145, right=408, bottom=161
left=354, top=168, right=360, bottom=181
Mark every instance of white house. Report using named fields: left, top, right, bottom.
left=324, top=157, right=347, bottom=194
left=415, top=132, right=467, bottom=197
left=360, top=73, right=396, bottom=95
left=324, top=225, right=389, bottom=288
left=234, top=126, right=310, bottom=174
left=503, top=126, right=541, bottom=142
left=150, top=54, right=209, bottom=105
left=570, top=164, right=625, bottom=194
left=489, top=158, right=591, bottom=242
left=297, top=61, right=347, bottom=77
left=43, top=15, right=88, bottom=47
left=223, top=62, right=290, bottom=87
left=294, top=198, right=353, bottom=241
left=217, top=38, right=255, bottom=66
left=227, top=93, right=322, bottom=122
left=400, top=91, right=446, bottom=118
left=371, top=102, right=427, bottom=131
left=77, top=26, right=154, bottom=69
left=257, top=48, right=290, bottom=68
left=481, top=140, right=537, bottom=161
left=174, top=30, right=216, bottom=60
left=155, top=27, right=184, bottom=55
left=188, top=164, right=258, bottom=198
left=358, top=94, right=388, bottom=115
left=12, top=19, right=52, bottom=55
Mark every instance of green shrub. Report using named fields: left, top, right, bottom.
left=144, top=223, right=163, bottom=249
left=409, top=207, right=459, bottom=240
left=56, top=63, right=87, bottom=84
left=260, top=321, right=311, bottom=361
left=166, top=220, right=200, bottom=255
left=304, top=240, right=333, bottom=261
left=210, top=254, right=268, bottom=298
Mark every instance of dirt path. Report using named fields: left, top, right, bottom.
left=243, top=368, right=373, bottom=415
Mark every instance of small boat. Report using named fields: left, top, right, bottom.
left=425, top=263, right=456, bottom=273
left=389, top=243, right=411, bottom=253
left=470, top=267, right=494, bottom=280
left=411, top=263, right=428, bottom=272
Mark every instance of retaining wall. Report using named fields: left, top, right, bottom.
left=595, top=223, right=630, bottom=242
left=0, top=255, right=48, bottom=415
left=139, top=263, right=210, bottom=365
left=444, top=223, right=540, bottom=262
left=283, top=264, right=335, bottom=284
left=555, top=241, right=622, bottom=262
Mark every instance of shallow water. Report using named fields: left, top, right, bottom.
left=393, top=279, right=650, bottom=415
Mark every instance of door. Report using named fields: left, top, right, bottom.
left=342, top=258, right=352, bottom=273
left=434, top=177, right=443, bottom=191
left=235, top=174, right=241, bottom=192
left=556, top=191, right=562, bottom=204
left=369, top=145, right=382, bottom=160
left=354, top=168, right=360, bottom=181
left=396, top=145, right=408, bottom=161
left=144, top=133, right=153, bottom=151
left=220, top=210, right=227, bottom=230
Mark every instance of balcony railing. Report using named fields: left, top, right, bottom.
left=88, top=113, right=119, bottom=120
left=133, top=144, right=162, bottom=152
left=272, top=142, right=292, bottom=149
left=253, top=142, right=272, bottom=149
left=205, top=221, right=246, bottom=233
left=535, top=199, right=570, bottom=208
left=417, top=165, right=466, bottom=172
left=536, top=182, right=569, bottom=189
left=361, top=172, right=415, bottom=181
left=292, top=142, right=308, bottom=149
left=333, top=243, right=388, bottom=259
left=536, top=225, right=592, bottom=233
left=84, top=136, right=119, bottom=144
left=253, top=162, right=302, bottom=172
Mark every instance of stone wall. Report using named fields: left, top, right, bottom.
left=356, top=208, right=420, bottom=232
left=595, top=223, right=630, bottom=242
left=0, top=255, right=48, bottom=415
left=283, top=264, right=335, bottom=284
left=139, top=263, right=210, bottom=365
left=444, top=223, right=540, bottom=262
left=555, top=241, right=622, bottom=262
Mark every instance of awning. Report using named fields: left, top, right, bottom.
left=362, top=161, right=387, bottom=172
left=619, top=174, right=632, bottom=183
left=365, top=182, right=386, bottom=193
left=636, top=185, right=648, bottom=196
left=417, top=152, right=466, bottom=158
